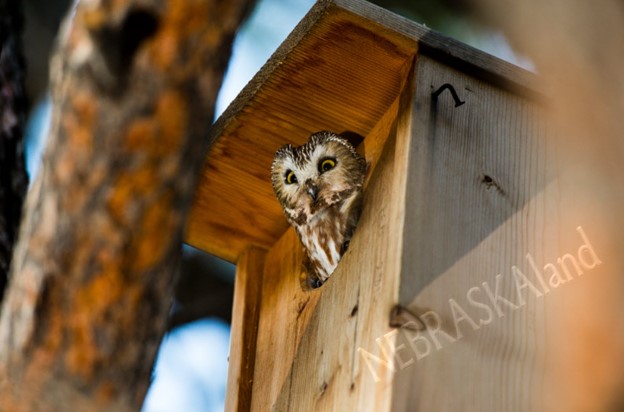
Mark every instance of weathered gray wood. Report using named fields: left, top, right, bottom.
left=401, top=56, right=553, bottom=302
left=389, top=56, right=603, bottom=412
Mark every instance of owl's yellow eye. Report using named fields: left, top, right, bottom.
left=319, top=158, right=336, bottom=173
left=285, top=170, right=298, bottom=184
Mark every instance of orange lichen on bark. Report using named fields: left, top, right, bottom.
left=125, top=119, right=156, bottom=152
left=106, top=166, right=156, bottom=224
left=131, top=191, right=176, bottom=273
left=65, top=272, right=121, bottom=378
left=81, top=8, right=107, bottom=32
left=56, top=95, right=98, bottom=182
left=149, top=1, right=213, bottom=72
left=155, top=90, right=188, bottom=154
left=150, top=28, right=178, bottom=71
left=125, top=90, right=187, bottom=157
left=167, top=0, right=211, bottom=36
left=65, top=313, right=98, bottom=379
left=83, top=266, right=125, bottom=316
left=96, top=380, right=117, bottom=403
left=131, top=167, right=155, bottom=195
left=107, top=177, right=134, bottom=225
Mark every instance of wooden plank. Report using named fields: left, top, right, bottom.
left=225, top=247, right=267, bottom=412
left=249, top=229, right=319, bottom=411
left=247, top=64, right=415, bottom=411
left=389, top=56, right=558, bottom=411
left=400, top=56, right=553, bottom=303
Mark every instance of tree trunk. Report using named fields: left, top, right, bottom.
left=0, top=0, right=254, bottom=410
left=0, top=0, right=29, bottom=301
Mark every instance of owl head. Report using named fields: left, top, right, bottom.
left=271, top=131, right=366, bottom=225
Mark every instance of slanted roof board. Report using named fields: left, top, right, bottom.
left=185, top=0, right=538, bottom=262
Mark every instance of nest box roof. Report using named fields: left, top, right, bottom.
left=185, top=0, right=537, bottom=262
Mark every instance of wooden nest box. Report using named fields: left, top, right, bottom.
left=186, top=0, right=560, bottom=410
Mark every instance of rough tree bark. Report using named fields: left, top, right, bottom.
left=0, top=0, right=29, bottom=301
left=0, top=0, right=254, bottom=410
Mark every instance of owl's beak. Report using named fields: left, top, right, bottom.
left=306, top=184, right=319, bottom=202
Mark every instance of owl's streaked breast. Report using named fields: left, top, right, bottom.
left=271, top=131, right=366, bottom=287
left=295, top=206, right=345, bottom=282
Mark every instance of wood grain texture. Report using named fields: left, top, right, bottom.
left=226, top=247, right=266, bottom=412
left=243, top=67, right=415, bottom=411
left=216, top=1, right=623, bottom=410
left=185, top=0, right=540, bottom=263
left=466, top=3, right=624, bottom=408
left=390, top=56, right=562, bottom=411
left=203, top=1, right=586, bottom=410
left=400, top=56, right=553, bottom=303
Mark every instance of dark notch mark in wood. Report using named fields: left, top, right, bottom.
left=481, top=174, right=506, bottom=196
left=389, top=304, right=426, bottom=331
left=318, top=363, right=341, bottom=399
left=350, top=304, right=358, bottom=317
left=320, top=381, right=328, bottom=396
left=297, top=296, right=310, bottom=319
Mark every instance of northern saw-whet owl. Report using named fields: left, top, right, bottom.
left=271, top=131, right=366, bottom=288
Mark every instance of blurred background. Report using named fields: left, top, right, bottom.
left=21, top=0, right=529, bottom=410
